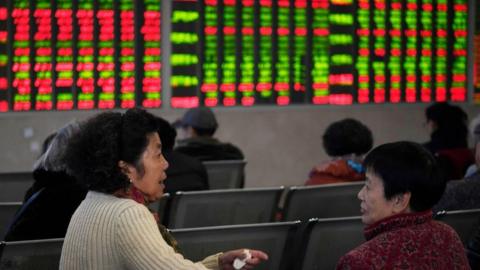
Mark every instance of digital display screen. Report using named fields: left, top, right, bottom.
left=170, top=0, right=471, bottom=107
left=0, top=2, right=8, bottom=111
left=2, top=0, right=163, bottom=111
left=0, top=0, right=473, bottom=111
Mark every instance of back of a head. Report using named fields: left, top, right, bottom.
left=426, top=102, right=468, bottom=148
left=322, top=118, right=373, bottom=157
left=470, top=113, right=480, bottom=145
left=64, top=108, right=158, bottom=193
left=155, top=117, right=177, bottom=152
left=34, top=122, right=80, bottom=172
left=177, top=107, right=218, bottom=136
left=364, top=141, right=445, bottom=212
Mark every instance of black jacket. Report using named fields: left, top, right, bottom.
left=4, top=169, right=87, bottom=241
left=175, top=137, right=244, bottom=161
left=163, top=150, right=209, bottom=194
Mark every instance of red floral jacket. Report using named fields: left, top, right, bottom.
left=305, top=159, right=365, bottom=185
left=336, top=210, right=470, bottom=270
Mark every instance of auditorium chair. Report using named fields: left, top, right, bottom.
left=0, top=172, right=33, bottom=202
left=202, top=160, right=246, bottom=189
left=171, top=221, right=300, bottom=270
left=166, top=187, right=283, bottom=229
left=296, top=216, right=364, bottom=270
left=282, top=182, right=364, bottom=221
left=435, top=208, right=480, bottom=244
left=0, top=238, right=64, bottom=269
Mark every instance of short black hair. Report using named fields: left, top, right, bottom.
left=364, top=141, right=446, bottom=212
left=323, top=118, right=373, bottom=156
left=155, top=117, right=177, bottom=152
left=425, top=102, right=468, bottom=149
left=64, top=108, right=158, bottom=193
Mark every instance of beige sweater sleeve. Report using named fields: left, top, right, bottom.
left=116, top=204, right=220, bottom=270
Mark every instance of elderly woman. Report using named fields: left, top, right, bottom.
left=336, top=141, right=469, bottom=269
left=4, top=122, right=87, bottom=241
left=60, top=108, right=267, bottom=270
left=305, top=118, right=373, bottom=185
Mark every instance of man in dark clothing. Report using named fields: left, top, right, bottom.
left=174, top=107, right=244, bottom=161
left=155, top=117, right=209, bottom=194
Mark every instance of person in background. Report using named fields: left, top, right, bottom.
left=423, top=102, right=473, bottom=180
left=4, top=122, right=88, bottom=241
left=60, top=108, right=267, bottom=270
left=174, top=107, right=244, bottom=161
left=155, top=116, right=209, bottom=194
left=465, top=114, right=480, bottom=178
left=305, top=118, right=373, bottom=185
left=336, top=141, right=469, bottom=269
left=434, top=113, right=480, bottom=212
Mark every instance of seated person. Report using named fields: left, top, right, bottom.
left=306, top=118, right=373, bottom=185
left=465, top=114, right=480, bottom=178
left=423, top=102, right=473, bottom=179
left=4, top=123, right=88, bottom=241
left=155, top=116, right=209, bottom=194
left=434, top=113, right=480, bottom=212
left=337, top=141, right=469, bottom=269
left=174, top=107, right=244, bottom=161
left=60, top=108, right=267, bottom=270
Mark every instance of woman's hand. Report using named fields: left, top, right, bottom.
left=219, top=249, right=268, bottom=270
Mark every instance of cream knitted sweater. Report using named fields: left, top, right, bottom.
left=60, top=191, right=220, bottom=270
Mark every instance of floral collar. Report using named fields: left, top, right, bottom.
left=364, top=210, right=433, bottom=240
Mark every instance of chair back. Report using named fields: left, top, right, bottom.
left=0, top=238, right=64, bottom=269
left=297, top=217, right=364, bottom=270
left=171, top=221, right=300, bottom=270
left=0, top=172, right=33, bottom=202
left=435, top=208, right=480, bottom=244
left=282, top=182, right=363, bottom=221
left=167, top=187, right=283, bottom=229
left=0, top=203, right=22, bottom=240
left=148, top=193, right=170, bottom=224
left=202, top=160, right=246, bottom=189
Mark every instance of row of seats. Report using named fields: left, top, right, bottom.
left=0, top=160, right=246, bottom=202
left=0, top=182, right=364, bottom=238
left=1, top=209, right=479, bottom=270
left=151, top=182, right=364, bottom=228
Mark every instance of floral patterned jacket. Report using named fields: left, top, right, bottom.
left=336, top=210, right=470, bottom=270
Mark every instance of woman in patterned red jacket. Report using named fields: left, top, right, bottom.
left=337, top=141, right=470, bottom=270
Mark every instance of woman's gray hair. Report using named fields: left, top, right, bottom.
left=34, top=122, right=80, bottom=171
left=470, top=114, right=480, bottom=145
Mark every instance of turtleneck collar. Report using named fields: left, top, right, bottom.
left=364, top=210, right=433, bottom=240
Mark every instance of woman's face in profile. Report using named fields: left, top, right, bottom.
left=130, top=133, right=169, bottom=202
left=358, top=170, right=397, bottom=225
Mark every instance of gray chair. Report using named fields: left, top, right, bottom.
left=282, top=182, right=364, bottom=221
left=0, top=172, right=34, bottom=201
left=0, top=202, right=22, bottom=240
left=171, top=221, right=300, bottom=270
left=435, top=209, right=480, bottom=244
left=0, top=238, right=64, bottom=270
left=167, top=187, right=283, bottom=229
left=297, top=217, right=364, bottom=270
left=202, top=160, right=246, bottom=189
left=148, top=193, right=170, bottom=224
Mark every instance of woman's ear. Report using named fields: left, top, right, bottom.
left=118, top=160, right=133, bottom=177
left=392, top=192, right=411, bottom=214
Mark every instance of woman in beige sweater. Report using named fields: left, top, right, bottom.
left=60, top=108, right=267, bottom=270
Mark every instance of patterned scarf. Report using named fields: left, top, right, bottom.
left=114, top=185, right=179, bottom=252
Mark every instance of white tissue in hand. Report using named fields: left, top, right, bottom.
left=233, top=249, right=252, bottom=270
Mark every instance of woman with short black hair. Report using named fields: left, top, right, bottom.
left=337, top=141, right=469, bottom=269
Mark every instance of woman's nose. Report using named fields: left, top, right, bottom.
left=358, top=186, right=365, bottom=200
